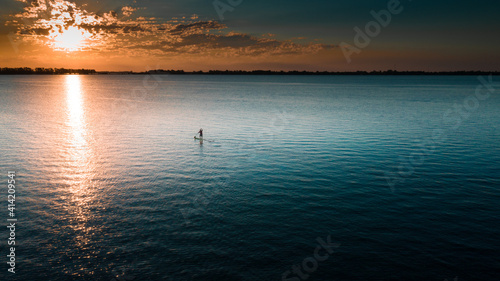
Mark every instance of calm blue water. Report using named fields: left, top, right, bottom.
left=0, top=75, right=499, bottom=281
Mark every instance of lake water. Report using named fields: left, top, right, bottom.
left=0, top=75, right=499, bottom=280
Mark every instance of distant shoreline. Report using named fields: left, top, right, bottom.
left=1, top=68, right=499, bottom=75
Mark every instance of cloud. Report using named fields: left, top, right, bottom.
left=121, top=6, right=137, bottom=17
left=7, top=0, right=336, bottom=56
left=168, top=21, right=225, bottom=36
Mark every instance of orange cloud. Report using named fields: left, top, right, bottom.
left=4, top=0, right=336, bottom=70
left=9, top=0, right=335, bottom=54
left=121, top=6, right=138, bottom=17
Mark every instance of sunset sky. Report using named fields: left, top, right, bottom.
left=1, top=0, right=499, bottom=71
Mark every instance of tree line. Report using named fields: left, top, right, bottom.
left=1, top=67, right=497, bottom=75
left=0, top=67, right=97, bottom=75
left=144, top=69, right=499, bottom=75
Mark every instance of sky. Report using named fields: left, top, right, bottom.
left=0, top=0, right=499, bottom=71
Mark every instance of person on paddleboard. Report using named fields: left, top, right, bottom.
left=198, top=128, right=203, bottom=138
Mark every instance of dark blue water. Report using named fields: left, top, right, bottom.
left=0, top=75, right=499, bottom=280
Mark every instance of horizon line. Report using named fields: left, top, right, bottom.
left=1, top=67, right=500, bottom=75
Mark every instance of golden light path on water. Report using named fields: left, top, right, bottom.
left=64, top=75, right=97, bottom=257
left=66, top=75, right=85, bottom=144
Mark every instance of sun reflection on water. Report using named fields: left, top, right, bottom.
left=64, top=75, right=97, bottom=249
left=66, top=75, right=86, bottom=147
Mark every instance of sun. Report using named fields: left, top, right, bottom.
left=50, top=26, right=91, bottom=51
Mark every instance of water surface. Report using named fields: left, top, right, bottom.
left=0, top=75, right=499, bottom=280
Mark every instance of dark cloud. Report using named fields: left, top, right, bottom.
left=169, top=21, right=225, bottom=35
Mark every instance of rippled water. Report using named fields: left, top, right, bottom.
left=0, top=75, right=499, bottom=280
